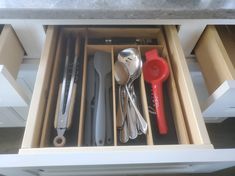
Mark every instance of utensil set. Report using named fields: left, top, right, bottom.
left=53, top=35, right=169, bottom=146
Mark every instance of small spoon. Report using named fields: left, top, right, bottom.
left=114, top=60, right=147, bottom=134
left=114, top=61, right=131, bottom=141
left=117, top=49, right=147, bottom=134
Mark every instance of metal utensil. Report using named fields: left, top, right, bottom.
left=117, top=48, right=147, bottom=134
left=53, top=37, right=79, bottom=147
left=119, top=87, right=129, bottom=143
left=126, top=98, right=138, bottom=139
left=116, top=86, right=124, bottom=129
left=94, top=51, right=112, bottom=146
left=118, top=48, right=142, bottom=82
left=130, top=85, right=142, bottom=135
left=124, top=85, right=147, bottom=134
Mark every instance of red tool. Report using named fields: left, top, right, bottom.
left=143, top=49, right=169, bottom=134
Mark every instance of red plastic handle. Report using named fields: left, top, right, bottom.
left=151, top=82, right=168, bottom=134
left=145, top=49, right=159, bottom=61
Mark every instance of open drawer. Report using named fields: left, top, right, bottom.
left=16, top=25, right=217, bottom=174
left=194, top=25, right=235, bottom=120
left=20, top=25, right=211, bottom=150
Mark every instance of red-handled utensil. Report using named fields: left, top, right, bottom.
left=143, top=49, right=169, bottom=134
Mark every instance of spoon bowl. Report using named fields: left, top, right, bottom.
left=114, top=61, right=130, bottom=85
left=118, top=48, right=142, bottom=80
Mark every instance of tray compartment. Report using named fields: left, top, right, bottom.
left=79, top=44, right=116, bottom=146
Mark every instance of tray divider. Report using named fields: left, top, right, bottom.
left=138, top=46, right=154, bottom=145
left=111, top=46, right=118, bottom=146
left=159, top=29, right=190, bottom=144
left=39, top=29, right=64, bottom=147
left=77, top=32, right=88, bottom=146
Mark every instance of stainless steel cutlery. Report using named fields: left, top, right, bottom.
left=114, top=48, right=148, bottom=143
left=53, top=37, right=80, bottom=147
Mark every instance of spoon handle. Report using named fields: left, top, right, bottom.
left=116, top=86, right=124, bottom=128
left=151, top=82, right=168, bottom=134
left=125, top=85, right=147, bottom=134
left=127, top=99, right=138, bottom=139
left=120, top=117, right=129, bottom=143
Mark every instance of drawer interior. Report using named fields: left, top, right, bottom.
left=20, top=26, right=212, bottom=153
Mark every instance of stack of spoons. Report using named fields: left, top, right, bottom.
left=114, top=48, right=148, bottom=143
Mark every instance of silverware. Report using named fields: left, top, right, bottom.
left=117, top=48, right=147, bottom=134
left=116, top=86, right=124, bottom=129
left=115, top=61, right=129, bottom=129
left=124, top=85, right=147, bottom=134
left=119, top=87, right=129, bottom=143
left=130, top=85, right=142, bottom=135
left=114, top=48, right=148, bottom=143
left=126, top=98, right=138, bottom=139
left=120, top=118, right=129, bottom=143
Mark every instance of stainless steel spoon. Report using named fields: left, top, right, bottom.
left=117, top=48, right=147, bottom=134
left=114, top=61, right=130, bottom=141
left=114, top=59, right=147, bottom=135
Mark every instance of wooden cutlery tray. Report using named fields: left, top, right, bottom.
left=20, top=26, right=212, bottom=153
